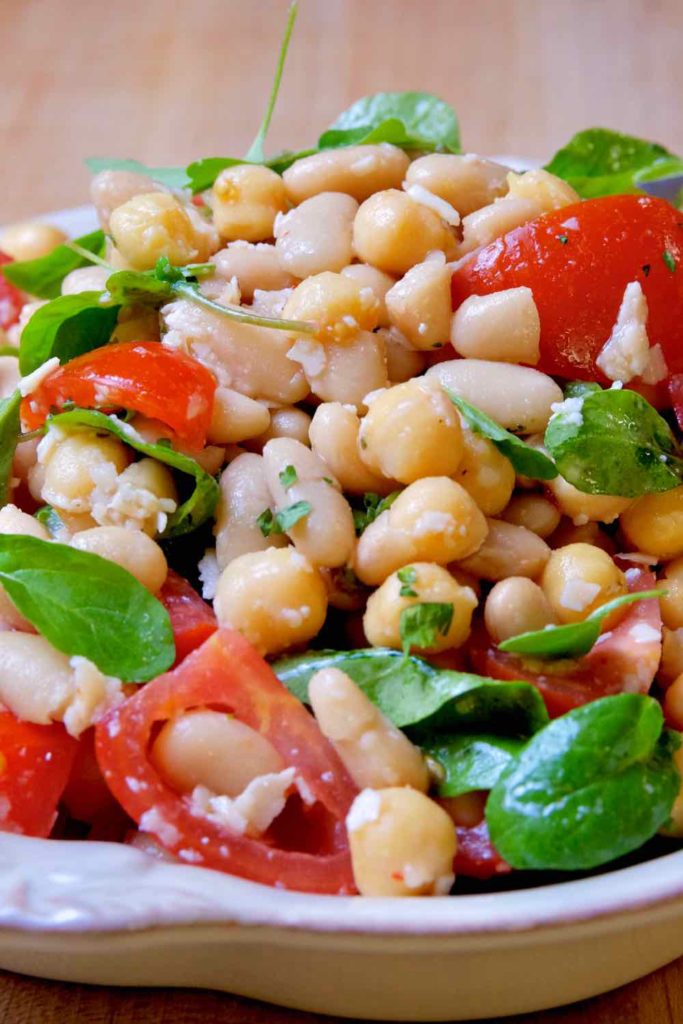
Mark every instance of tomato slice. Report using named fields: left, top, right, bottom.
left=20, top=341, right=216, bottom=450
left=0, top=252, right=25, bottom=330
left=158, top=570, right=217, bottom=665
left=455, top=821, right=511, bottom=881
left=468, top=568, right=661, bottom=718
left=451, top=195, right=683, bottom=386
left=95, top=629, right=358, bottom=894
left=669, top=374, right=683, bottom=431
left=0, top=709, right=77, bottom=837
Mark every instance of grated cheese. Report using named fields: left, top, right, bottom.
left=404, top=183, right=461, bottom=226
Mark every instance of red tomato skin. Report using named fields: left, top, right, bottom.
left=455, top=821, right=511, bottom=881
left=669, top=374, right=683, bottom=430
left=62, top=728, right=120, bottom=823
left=0, top=252, right=25, bottom=330
left=451, top=196, right=683, bottom=384
left=158, top=571, right=217, bottom=665
left=468, top=568, right=661, bottom=718
left=20, top=341, right=216, bottom=450
left=95, top=629, right=358, bottom=894
left=0, top=710, right=77, bottom=837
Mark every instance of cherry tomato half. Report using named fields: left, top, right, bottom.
left=158, top=570, right=217, bottom=666
left=0, top=252, right=25, bottom=330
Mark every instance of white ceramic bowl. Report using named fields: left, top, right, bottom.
left=2, top=203, right=683, bottom=1021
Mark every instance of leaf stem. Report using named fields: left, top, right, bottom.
left=175, top=282, right=316, bottom=334
left=64, top=241, right=115, bottom=272
left=244, top=1, right=298, bottom=163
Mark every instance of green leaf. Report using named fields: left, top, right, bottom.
left=274, top=647, right=549, bottom=735
left=663, top=249, right=678, bottom=273
left=0, top=347, right=18, bottom=358
left=400, top=602, right=453, bottom=655
left=244, top=2, right=298, bottom=163
left=185, top=157, right=245, bottom=195
left=34, top=504, right=67, bottom=539
left=423, top=733, right=525, bottom=797
left=2, top=230, right=106, bottom=299
left=320, top=92, right=460, bottom=154
left=0, top=535, right=174, bottom=682
left=444, top=389, right=558, bottom=481
left=85, top=157, right=189, bottom=190
left=498, top=589, right=664, bottom=659
left=544, top=128, right=683, bottom=199
left=397, top=565, right=418, bottom=598
left=545, top=385, right=683, bottom=497
left=103, top=269, right=175, bottom=307
left=0, top=391, right=21, bottom=508
left=278, top=464, right=298, bottom=489
left=48, top=408, right=219, bottom=538
left=486, top=694, right=681, bottom=870
left=352, top=490, right=401, bottom=534
left=18, top=292, right=120, bottom=375
left=256, top=500, right=311, bottom=537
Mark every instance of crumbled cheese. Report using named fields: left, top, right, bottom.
left=362, top=388, right=387, bottom=407
left=614, top=551, right=659, bottom=565
left=596, top=281, right=656, bottom=383
left=558, top=579, right=601, bottom=612
left=62, top=656, right=124, bottom=738
left=190, top=767, right=297, bottom=837
left=198, top=549, right=220, bottom=601
left=404, top=183, right=461, bottom=226
left=641, top=342, right=668, bottom=385
left=18, top=357, right=59, bottom=398
left=413, top=511, right=455, bottom=536
left=346, top=789, right=382, bottom=833
left=286, top=338, right=327, bottom=378
left=139, top=807, right=181, bottom=848
left=279, top=605, right=311, bottom=627
left=629, top=623, right=661, bottom=644
left=89, top=463, right=177, bottom=532
left=350, top=152, right=379, bottom=173
left=126, top=776, right=147, bottom=793
left=550, top=395, right=584, bottom=428
left=251, top=287, right=294, bottom=317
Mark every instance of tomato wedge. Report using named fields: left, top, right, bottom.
left=158, top=570, right=217, bottom=665
left=0, top=252, right=24, bottom=330
left=455, top=821, right=511, bottom=881
left=451, top=195, right=683, bottom=385
left=469, top=568, right=661, bottom=718
left=21, top=341, right=216, bottom=450
left=95, top=629, right=358, bottom=894
left=0, top=709, right=77, bottom=837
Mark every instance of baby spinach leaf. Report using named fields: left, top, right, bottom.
left=19, top=292, right=120, bottom=375
left=0, top=535, right=174, bottom=682
left=545, top=385, right=683, bottom=496
left=274, top=647, right=549, bottom=735
left=48, top=408, right=219, bottom=538
left=486, top=694, right=681, bottom=870
left=544, top=128, right=683, bottom=199
left=400, top=602, right=453, bottom=655
left=244, top=2, right=298, bottom=163
left=1, top=230, right=106, bottom=300
left=352, top=490, right=401, bottom=534
left=422, top=733, right=525, bottom=797
left=498, top=589, right=664, bottom=659
left=0, top=391, right=21, bottom=507
left=444, top=389, right=558, bottom=481
left=320, top=92, right=460, bottom=154
left=85, top=157, right=189, bottom=190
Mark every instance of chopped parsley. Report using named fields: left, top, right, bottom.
left=556, top=233, right=569, bottom=245
left=663, top=249, right=677, bottom=273
left=257, top=500, right=312, bottom=537
left=399, top=602, right=453, bottom=655
left=352, top=490, right=401, bottom=535
left=278, top=464, right=298, bottom=489
left=397, top=566, right=418, bottom=598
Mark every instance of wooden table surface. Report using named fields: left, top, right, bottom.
left=2, top=0, right=683, bottom=1020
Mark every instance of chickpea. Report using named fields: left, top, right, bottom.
left=214, top=547, right=328, bottom=655
left=355, top=477, right=488, bottom=586
left=353, top=189, right=457, bottom=276
left=309, top=403, right=395, bottom=496
left=293, top=330, right=388, bottom=409
left=111, top=304, right=161, bottom=344
left=0, top=222, right=67, bottom=263
left=379, top=328, right=427, bottom=383
left=346, top=787, right=457, bottom=897
left=661, top=557, right=683, bottom=630
left=549, top=518, right=615, bottom=553
left=151, top=709, right=284, bottom=796
left=90, top=169, right=166, bottom=232
left=546, top=474, right=632, bottom=526
left=208, top=387, right=270, bottom=445
left=506, top=169, right=580, bottom=213
left=283, top=144, right=410, bottom=204
left=0, top=504, right=50, bottom=629
left=664, top=675, right=683, bottom=732
left=309, top=667, right=428, bottom=791
left=211, top=241, right=296, bottom=301
left=212, top=164, right=287, bottom=243
left=250, top=405, right=312, bottom=449
left=404, top=154, right=509, bottom=217
left=99, top=458, right=178, bottom=536
left=484, top=577, right=556, bottom=642
left=459, top=196, right=544, bottom=255
left=283, top=271, right=379, bottom=344
left=541, top=543, right=627, bottom=625
left=214, top=453, right=287, bottom=570
left=61, top=266, right=110, bottom=296
left=364, top=563, right=477, bottom=653
left=40, top=429, right=132, bottom=513
left=0, top=633, right=73, bottom=726
left=71, top=526, right=167, bottom=593
left=502, top=494, right=561, bottom=539
left=263, top=438, right=356, bottom=568
left=274, top=192, right=358, bottom=278
left=385, top=258, right=452, bottom=350
left=110, top=192, right=217, bottom=271
left=661, top=746, right=683, bottom=837
left=660, top=628, right=683, bottom=687
left=341, top=264, right=396, bottom=327
left=426, top=359, right=563, bottom=434
left=457, top=519, right=550, bottom=582
left=358, top=379, right=464, bottom=484
left=453, top=428, right=515, bottom=516
left=621, top=486, right=683, bottom=560
left=451, top=287, right=541, bottom=365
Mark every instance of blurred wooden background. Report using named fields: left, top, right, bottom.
left=2, top=0, right=683, bottom=1021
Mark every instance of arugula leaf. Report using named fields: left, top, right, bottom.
left=444, top=389, right=558, bottom=481
left=498, top=589, right=664, bottom=659
left=486, top=694, right=681, bottom=870
left=257, top=500, right=311, bottom=536
left=545, top=385, right=683, bottom=496
left=544, top=128, right=683, bottom=199
left=422, top=733, right=525, bottom=797
left=0, top=391, right=21, bottom=507
left=19, top=292, right=120, bottom=375
left=400, top=602, right=453, bottom=655
left=244, top=2, right=298, bottom=162
left=278, top=464, right=298, bottom=489
left=352, top=490, right=401, bottom=534
left=49, top=408, right=219, bottom=537
left=320, top=92, right=460, bottom=154
left=397, top=566, right=418, bottom=598
left=1, top=230, right=106, bottom=299
left=0, top=535, right=174, bottom=682
left=185, top=157, right=246, bottom=195
left=275, top=647, right=549, bottom=735
left=85, top=157, right=189, bottom=190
